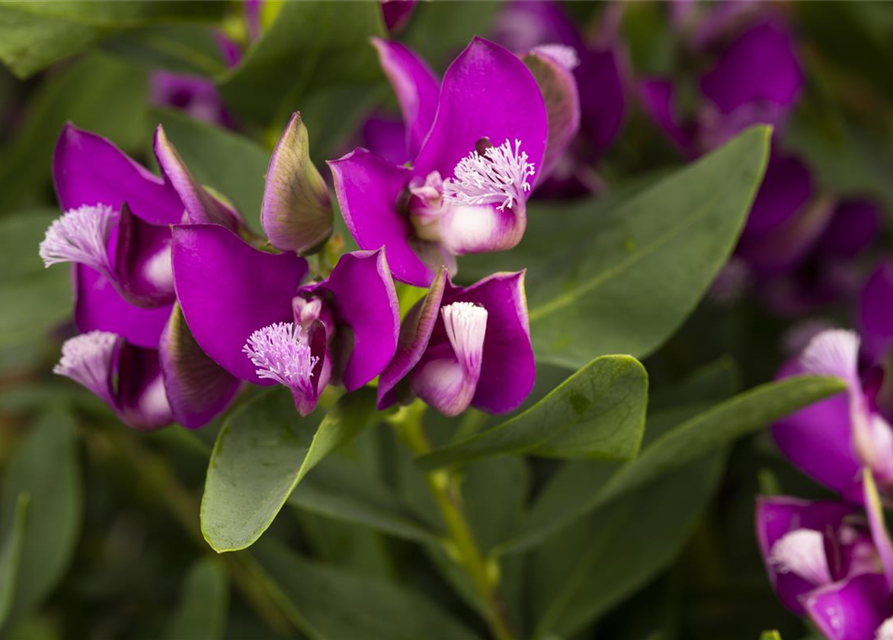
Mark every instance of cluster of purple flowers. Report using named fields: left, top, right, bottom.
left=39, top=34, right=572, bottom=430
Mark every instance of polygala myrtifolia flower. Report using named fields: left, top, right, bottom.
left=41, top=124, right=245, bottom=428
left=377, top=267, right=534, bottom=417
left=329, top=37, right=548, bottom=287
left=772, top=329, right=893, bottom=503
left=757, top=474, right=893, bottom=639
left=171, top=223, right=399, bottom=416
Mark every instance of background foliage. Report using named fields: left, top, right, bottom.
left=0, top=2, right=890, bottom=639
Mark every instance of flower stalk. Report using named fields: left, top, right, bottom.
left=389, top=401, right=516, bottom=640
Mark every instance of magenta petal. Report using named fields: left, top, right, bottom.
left=113, top=203, right=175, bottom=307
left=413, top=37, right=548, bottom=187
left=772, top=360, right=862, bottom=496
left=115, top=343, right=172, bottom=431
left=380, top=0, right=416, bottom=33
left=328, top=148, right=436, bottom=287
left=378, top=268, right=447, bottom=409
left=445, top=271, right=534, bottom=414
left=639, top=79, right=695, bottom=156
left=159, top=305, right=240, bottom=429
left=863, top=470, right=893, bottom=588
left=860, top=260, right=893, bottom=365
left=743, top=152, right=813, bottom=236
left=75, top=266, right=173, bottom=348
left=755, top=496, right=855, bottom=614
left=371, top=38, right=440, bottom=159
left=302, top=249, right=399, bottom=392
left=154, top=126, right=243, bottom=230
left=362, top=115, right=410, bottom=166
left=577, top=47, right=625, bottom=153
left=170, top=224, right=308, bottom=383
left=699, top=21, right=804, bottom=115
left=804, top=573, right=893, bottom=640
left=54, top=123, right=182, bottom=225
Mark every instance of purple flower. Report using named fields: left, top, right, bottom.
left=377, top=267, right=534, bottom=417
left=330, top=37, right=548, bottom=287
left=757, top=474, right=893, bottom=635
left=492, top=0, right=625, bottom=197
left=150, top=72, right=234, bottom=128
left=41, top=124, right=244, bottom=429
left=171, top=223, right=399, bottom=416
left=772, top=330, right=893, bottom=502
left=379, top=0, right=416, bottom=33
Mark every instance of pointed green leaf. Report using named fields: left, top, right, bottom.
left=419, top=355, right=648, bottom=469
left=524, top=126, right=771, bottom=368
left=502, top=374, right=846, bottom=554
left=163, top=557, right=229, bottom=640
left=201, top=387, right=378, bottom=552
left=0, top=494, right=29, bottom=630
left=0, top=410, right=82, bottom=620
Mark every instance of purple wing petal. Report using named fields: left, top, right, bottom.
left=328, top=148, right=437, bottom=287
left=445, top=270, right=534, bottom=414
left=74, top=265, right=173, bottom=349
left=371, top=38, right=440, bottom=158
left=755, top=496, right=855, bottom=614
left=380, top=0, right=416, bottom=33
left=159, top=304, right=241, bottom=429
left=413, top=37, right=548, bottom=189
left=378, top=268, right=447, bottom=409
left=112, top=203, right=176, bottom=307
left=362, top=115, right=411, bottom=166
left=771, top=360, right=862, bottom=497
left=154, top=125, right=243, bottom=230
left=54, top=123, right=183, bottom=225
left=115, top=343, right=173, bottom=431
left=859, top=260, right=893, bottom=365
left=170, top=224, right=308, bottom=383
left=521, top=49, right=581, bottom=183
left=699, top=21, right=804, bottom=115
left=804, top=573, right=893, bottom=640
left=577, top=47, right=625, bottom=153
left=302, top=249, right=399, bottom=391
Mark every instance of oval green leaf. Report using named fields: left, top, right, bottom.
left=163, top=557, right=229, bottom=640
left=201, top=387, right=378, bottom=553
left=418, top=355, right=648, bottom=469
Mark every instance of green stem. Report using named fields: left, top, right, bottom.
left=96, top=426, right=293, bottom=637
left=390, top=403, right=516, bottom=640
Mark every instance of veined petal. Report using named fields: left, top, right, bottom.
left=444, top=270, right=534, bottom=414
left=756, top=496, right=855, bottom=615
left=378, top=268, right=447, bottom=409
left=112, top=203, right=176, bottom=307
left=859, top=259, right=893, bottom=364
left=74, top=265, right=173, bottom=349
left=53, top=123, right=182, bottom=225
left=699, top=21, right=803, bottom=115
left=413, top=37, right=548, bottom=192
left=804, top=573, right=893, bottom=640
left=159, top=304, right=240, bottom=429
left=154, top=125, right=243, bottom=230
left=371, top=38, right=440, bottom=158
left=171, top=224, right=307, bottom=383
left=261, top=112, right=332, bottom=254
left=300, top=249, right=399, bottom=391
left=328, top=148, right=437, bottom=287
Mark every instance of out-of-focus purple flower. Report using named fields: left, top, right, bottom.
left=380, top=0, right=416, bottom=33
left=377, top=267, right=534, bottom=417
left=772, top=330, right=893, bottom=502
left=756, top=496, right=881, bottom=615
left=42, top=124, right=243, bottom=429
left=492, top=0, right=625, bottom=197
left=150, top=71, right=234, bottom=129
left=171, top=224, right=399, bottom=415
left=330, top=37, right=548, bottom=287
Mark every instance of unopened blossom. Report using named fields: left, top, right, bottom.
left=330, top=37, right=548, bottom=287
left=378, top=267, right=534, bottom=417
left=171, top=223, right=399, bottom=416
left=773, top=330, right=893, bottom=502
left=41, top=124, right=243, bottom=428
